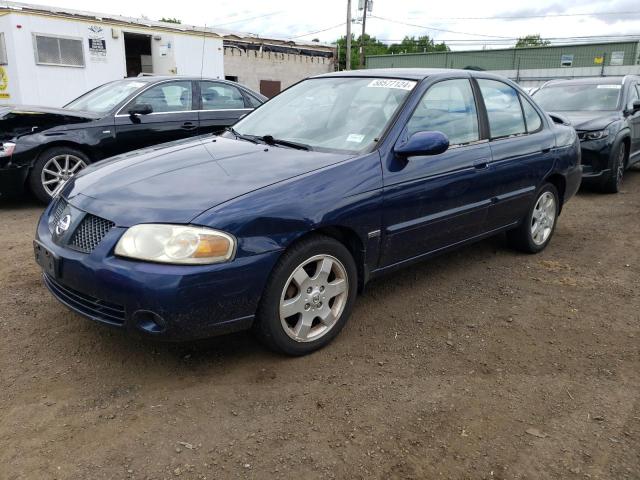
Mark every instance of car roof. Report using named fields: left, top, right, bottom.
left=541, top=76, right=639, bottom=87
left=312, top=68, right=520, bottom=83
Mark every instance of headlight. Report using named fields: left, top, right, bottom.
left=581, top=130, right=609, bottom=141
left=115, top=224, right=236, bottom=265
left=0, top=142, right=16, bottom=157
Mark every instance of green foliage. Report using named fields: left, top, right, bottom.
left=388, top=36, right=449, bottom=55
left=160, top=17, right=182, bottom=24
left=335, top=34, right=449, bottom=70
left=515, top=34, right=550, bottom=48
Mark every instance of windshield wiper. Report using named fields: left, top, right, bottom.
left=225, top=127, right=260, bottom=144
left=260, top=135, right=312, bottom=151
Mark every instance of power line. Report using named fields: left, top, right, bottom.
left=211, top=11, right=284, bottom=27
left=417, top=10, right=640, bottom=20
left=369, top=15, right=514, bottom=39
left=289, top=22, right=346, bottom=39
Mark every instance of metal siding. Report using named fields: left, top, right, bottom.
left=367, top=42, right=640, bottom=70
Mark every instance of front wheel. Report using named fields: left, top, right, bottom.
left=507, top=183, right=559, bottom=254
left=254, top=235, right=358, bottom=356
left=29, top=147, right=90, bottom=203
left=599, top=141, right=626, bottom=194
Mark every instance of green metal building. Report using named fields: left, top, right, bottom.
left=366, top=40, right=640, bottom=86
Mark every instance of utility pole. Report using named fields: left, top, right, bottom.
left=345, top=0, right=352, bottom=70
left=359, top=0, right=368, bottom=68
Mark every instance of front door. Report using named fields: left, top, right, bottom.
left=627, top=83, right=640, bottom=160
left=380, top=78, right=495, bottom=267
left=114, top=80, right=198, bottom=154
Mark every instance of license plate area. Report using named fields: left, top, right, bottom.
left=34, top=240, right=60, bottom=277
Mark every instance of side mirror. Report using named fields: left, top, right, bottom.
left=394, top=131, right=449, bottom=158
left=129, top=103, right=153, bottom=116
left=630, top=100, right=640, bottom=115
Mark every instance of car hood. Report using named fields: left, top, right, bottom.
left=0, top=104, right=99, bottom=140
left=65, top=136, right=351, bottom=226
left=549, top=110, right=622, bottom=131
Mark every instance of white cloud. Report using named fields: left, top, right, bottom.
left=21, top=0, right=640, bottom=49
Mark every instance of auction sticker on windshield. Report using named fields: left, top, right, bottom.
left=367, top=79, right=417, bottom=90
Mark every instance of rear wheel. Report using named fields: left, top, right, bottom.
left=29, top=147, right=90, bottom=203
left=599, top=141, right=626, bottom=193
left=254, top=235, right=357, bottom=356
left=507, top=183, right=559, bottom=254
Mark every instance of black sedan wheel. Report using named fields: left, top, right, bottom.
left=29, top=147, right=90, bottom=203
left=255, top=235, right=358, bottom=356
left=507, top=183, right=559, bottom=253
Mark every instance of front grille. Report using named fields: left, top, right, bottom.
left=43, top=274, right=126, bottom=325
left=69, top=214, right=115, bottom=253
left=49, top=198, right=68, bottom=233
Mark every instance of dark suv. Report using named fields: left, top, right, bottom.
left=533, top=76, right=640, bottom=193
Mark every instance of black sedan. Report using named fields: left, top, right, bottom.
left=533, top=75, right=640, bottom=193
left=0, top=76, right=266, bottom=202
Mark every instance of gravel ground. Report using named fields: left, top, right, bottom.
left=1, top=172, right=639, bottom=480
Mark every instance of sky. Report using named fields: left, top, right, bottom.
left=18, top=0, right=640, bottom=50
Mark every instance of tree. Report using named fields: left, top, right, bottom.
left=160, top=17, right=182, bottom=24
left=335, top=34, right=389, bottom=70
left=388, top=35, right=449, bottom=55
left=515, top=34, right=550, bottom=48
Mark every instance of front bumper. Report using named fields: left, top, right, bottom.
left=0, top=163, right=29, bottom=197
left=35, top=200, right=281, bottom=341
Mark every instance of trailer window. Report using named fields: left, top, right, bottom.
left=33, top=34, right=84, bottom=67
left=0, top=33, right=7, bottom=65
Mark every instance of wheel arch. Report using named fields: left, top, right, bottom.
left=34, top=141, right=95, bottom=165
left=543, top=173, right=566, bottom=214
left=284, top=225, right=368, bottom=293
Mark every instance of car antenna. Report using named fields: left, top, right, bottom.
left=200, top=23, right=207, bottom=80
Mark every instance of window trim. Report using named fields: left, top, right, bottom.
left=0, top=33, right=7, bottom=65
left=405, top=77, right=483, bottom=148
left=32, top=32, right=85, bottom=68
left=519, top=94, right=544, bottom=135
left=476, top=78, right=528, bottom=141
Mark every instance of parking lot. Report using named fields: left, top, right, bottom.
left=0, top=172, right=639, bottom=479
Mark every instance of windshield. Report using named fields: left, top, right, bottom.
left=533, top=83, right=622, bottom=112
left=65, top=80, right=148, bottom=114
left=232, top=77, right=417, bottom=153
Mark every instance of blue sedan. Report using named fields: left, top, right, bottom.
left=34, top=69, right=582, bottom=355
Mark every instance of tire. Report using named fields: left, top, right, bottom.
left=254, top=235, right=358, bottom=356
left=507, top=183, right=560, bottom=254
left=599, top=141, right=626, bottom=194
left=28, top=147, right=90, bottom=203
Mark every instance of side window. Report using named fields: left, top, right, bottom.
left=246, top=94, right=263, bottom=108
left=200, top=81, right=246, bottom=110
left=129, top=81, right=193, bottom=113
left=406, top=79, right=479, bottom=145
left=478, top=79, right=526, bottom=138
left=520, top=95, right=543, bottom=133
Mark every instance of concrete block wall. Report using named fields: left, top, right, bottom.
left=223, top=47, right=334, bottom=94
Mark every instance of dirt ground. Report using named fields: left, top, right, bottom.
left=1, top=172, right=639, bottom=480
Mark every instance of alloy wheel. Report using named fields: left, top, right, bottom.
left=615, top=144, right=626, bottom=189
left=531, top=191, right=556, bottom=246
left=279, top=254, right=349, bottom=343
left=41, top=154, right=87, bottom=197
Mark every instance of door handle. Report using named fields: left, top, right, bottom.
left=474, top=160, right=489, bottom=169
left=541, top=147, right=552, bottom=154
left=181, top=122, right=197, bottom=131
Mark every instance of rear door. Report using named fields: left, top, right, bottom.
left=197, top=81, right=254, bottom=135
left=114, top=80, right=198, bottom=154
left=380, top=77, right=495, bottom=267
left=476, top=78, right=556, bottom=230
